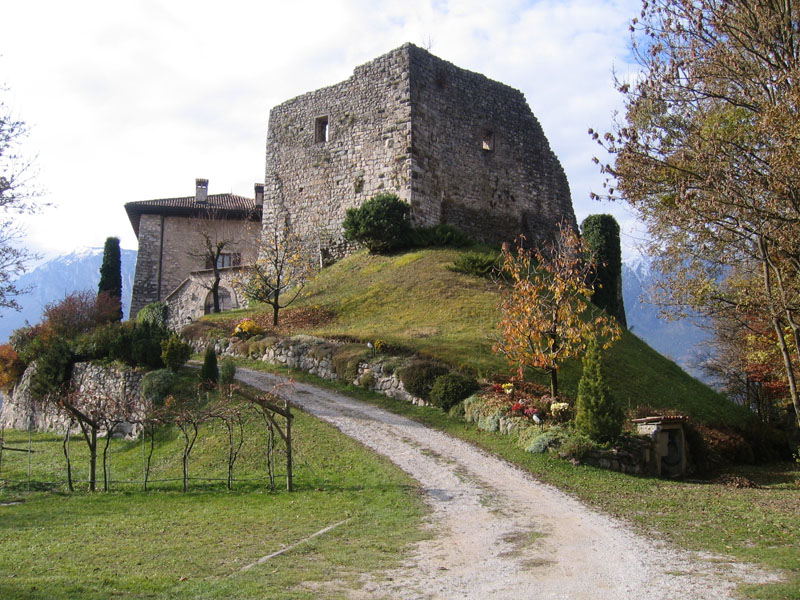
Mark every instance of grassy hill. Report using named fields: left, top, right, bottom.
left=221, top=247, right=750, bottom=427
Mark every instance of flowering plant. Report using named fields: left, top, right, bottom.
left=511, top=401, right=525, bottom=415
left=550, top=401, right=572, bottom=423
left=233, top=318, right=264, bottom=339
left=501, top=383, right=514, bottom=395
left=524, top=406, right=538, bottom=418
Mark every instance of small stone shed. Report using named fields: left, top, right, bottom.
left=632, top=416, right=689, bottom=478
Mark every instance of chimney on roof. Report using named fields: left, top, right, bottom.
left=254, top=183, right=265, bottom=207
left=195, top=178, right=208, bottom=204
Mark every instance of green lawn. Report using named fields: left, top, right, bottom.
left=0, top=404, right=428, bottom=600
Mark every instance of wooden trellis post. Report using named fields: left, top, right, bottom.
left=235, top=388, right=294, bottom=492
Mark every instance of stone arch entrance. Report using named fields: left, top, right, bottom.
left=204, top=287, right=233, bottom=314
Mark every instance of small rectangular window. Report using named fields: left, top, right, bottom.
left=315, top=116, right=329, bottom=143
left=482, top=130, right=495, bottom=152
left=212, top=253, right=241, bottom=269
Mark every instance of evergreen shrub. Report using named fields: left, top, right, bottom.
left=429, top=373, right=479, bottom=410
left=136, top=302, right=168, bottom=331
left=29, top=336, right=74, bottom=400
left=160, top=335, right=192, bottom=372
left=449, top=250, right=503, bottom=278
left=575, top=338, right=624, bottom=443
left=141, top=369, right=178, bottom=407
left=219, top=359, right=237, bottom=385
left=398, top=360, right=449, bottom=400
left=409, top=224, right=473, bottom=248
left=200, top=345, right=219, bottom=387
left=342, top=192, right=412, bottom=253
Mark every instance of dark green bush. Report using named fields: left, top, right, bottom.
left=575, top=338, right=624, bottom=443
left=342, top=192, right=412, bottom=253
left=29, top=336, right=74, bottom=400
left=449, top=250, right=503, bottom=278
left=219, top=358, right=237, bottom=385
left=136, top=301, right=168, bottom=331
left=200, top=345, right=218, bottom=387
left=399, top=360, right=449, bottom=400
left=581, top=214, right=626, bottom=327
left=160, top=335, right=192, bottom=372
left=9, top=325, right=45, bottom=364
left=109, top=322, right=167, bottom=369
left=409, top=224, right=472, bottom=248
left=141, top=369, right=178, bottom=407
left=429, top=373, right=479, bottom=410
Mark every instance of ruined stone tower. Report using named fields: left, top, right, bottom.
left=263, top=43, right=575, bottom=260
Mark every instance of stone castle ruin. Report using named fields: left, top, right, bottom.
left=264, top=43, right=575, bottom=262
left=127, top=43, right=575, bottom=319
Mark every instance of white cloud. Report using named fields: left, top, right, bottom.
left=2, top=0, right=642, bottom=257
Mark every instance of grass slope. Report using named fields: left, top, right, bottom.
left=244, top=247, right=748, bottom=426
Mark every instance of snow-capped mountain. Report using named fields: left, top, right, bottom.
left=0, top=247, right=137, bottom=343
left=622, top=256, right=711, bottom=379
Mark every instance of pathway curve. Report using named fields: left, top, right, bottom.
left=236, top=368, right=777, bottom=599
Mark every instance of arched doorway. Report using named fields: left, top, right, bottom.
left=204, top=287, right=233, bottom=314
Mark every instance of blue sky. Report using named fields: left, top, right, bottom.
left=2, top=0, right=644, bottom=259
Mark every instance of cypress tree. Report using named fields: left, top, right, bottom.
left=98, top=236, right=123, bottom=321
left=575, top=338, right=624, bottom=443
left=581, top=214, right=626, bottom=327
left=200, top=344, right=219, bottom=387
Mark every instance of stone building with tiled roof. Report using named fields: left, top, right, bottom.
left=126, top=178, right=263, bottom=319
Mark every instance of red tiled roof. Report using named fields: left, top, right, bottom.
left=125, top=193, right=262, bottom=237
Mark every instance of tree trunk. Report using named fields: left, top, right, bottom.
left=212, top=273, right=221, bottom=313
left=143, top=422, right=155, bottom=491
left=759, top=238, right=800, bottom=427
left=286, top=403, right=293, bottom=493
left=63, top=426, right=73, bottom=492
left=102, top=423, right=117, bottom=492
left=89, top=427, right=97, bottom=492
left=272, top=302, right=279, bottom=327
left=549, top=369, right=558, bottom=398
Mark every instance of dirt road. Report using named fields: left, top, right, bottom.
left=236, top=368, right=775, bottom=599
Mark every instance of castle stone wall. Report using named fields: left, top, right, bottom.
left=263, top=46, right=413, bottom=263
left=407, top=45, right=575, bottom=245
left=263, top=43, right=575, bottom=260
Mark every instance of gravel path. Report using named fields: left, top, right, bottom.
left=236, top=368, right=777, bottom=599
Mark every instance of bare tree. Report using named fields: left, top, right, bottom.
left=0, top=87, right=45, bottom=310
left=239, top=217, right=316, bottom=326
left=187, top=204, right=259, bottom=314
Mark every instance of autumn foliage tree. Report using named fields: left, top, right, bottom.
left=494, top=224, right=621, bottom=397
left=593, top=0, right=800, bottom=426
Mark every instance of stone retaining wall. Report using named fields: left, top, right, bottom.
left=0, top=362, right=146, bottom=439
left=213, top=334, right=426, bottom=406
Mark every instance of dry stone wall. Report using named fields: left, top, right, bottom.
left=218, top=334, right=425, bottom=406
left=263, top=43, right=575, bottom=262
left=0, top=363, right=146, bottom=439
